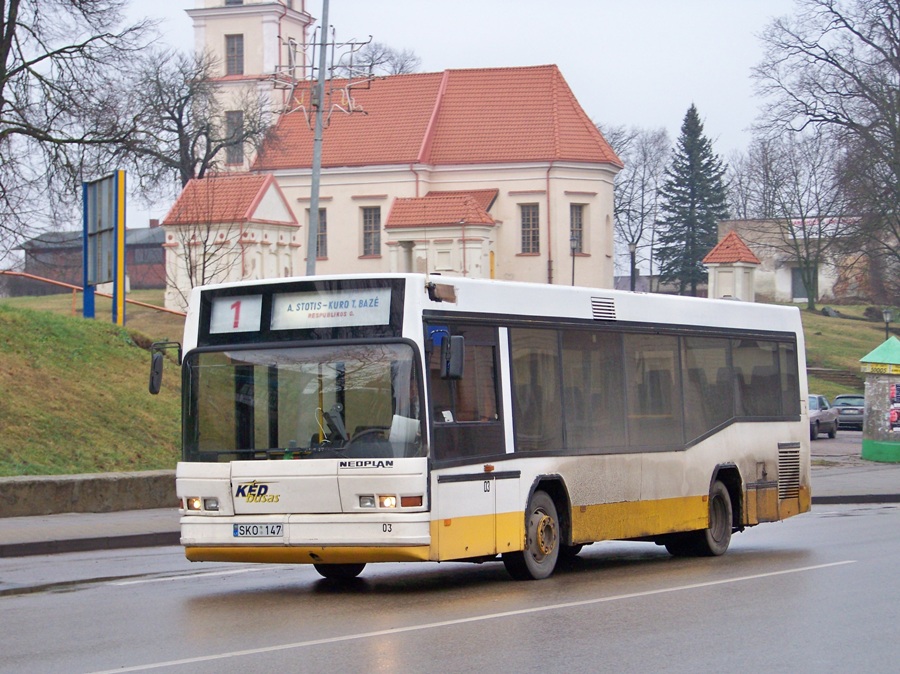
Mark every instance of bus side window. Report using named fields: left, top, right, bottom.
left=510, top=328, right=563, bottom=452
left=428, top=325, right=503, bottom=461
left=429, top=342, right=498, bottom=422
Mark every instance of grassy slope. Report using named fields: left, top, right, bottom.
left=0, top=291, right=182, bottom=476
left=0, top=291, right=886, bottom=476
left=800, top=306, right=886, bottom=399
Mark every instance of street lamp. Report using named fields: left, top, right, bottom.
left=570, top=233, right=578, bottom=286
left=883, top=308, right=893, bottom=341
left=628, top=241, right=637, bottom=291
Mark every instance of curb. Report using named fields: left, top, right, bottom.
left=0, top=531, right=181, bottom=558
left=811, top=494, right=900, bottom=505
left=0, top=471, right=176, bottom=518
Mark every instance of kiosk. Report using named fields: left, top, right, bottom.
left=860, top=336, right=900, bottom=462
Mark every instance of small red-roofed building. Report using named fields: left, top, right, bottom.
left=162, top=173, right=299, bottom=309
left=703, top=230, right=761, bottom=301
left=717, top=218, right=865, bottom=304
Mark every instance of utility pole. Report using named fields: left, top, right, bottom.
left=305, top=0, right=329, bottom=276
left=272, top=0, right=372, bottom=277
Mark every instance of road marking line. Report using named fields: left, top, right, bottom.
left=88, top=560, right=856, bottom=673
left=109, top=567, right=266, bottom=586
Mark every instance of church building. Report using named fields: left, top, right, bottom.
left=163, top=1, right=621, bottom=310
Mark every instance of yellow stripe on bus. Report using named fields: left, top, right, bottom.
left=571, top=496, right=709, bottom=542
left=185, top=545, right=431, bottom=565
left=187, top=488, right=810, bottom=567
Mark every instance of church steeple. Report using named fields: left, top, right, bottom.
left=186, top=1, right=312, bottom=82
left=185, top=1, right=314, bottom=167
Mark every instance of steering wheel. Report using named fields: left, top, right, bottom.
left=349, top=427, right=387, bottom=444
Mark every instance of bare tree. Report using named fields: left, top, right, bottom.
left=727, top=136, right=784, bottom=220
left=91, top=49, right=275, bottom=202
left=600, top=124, right=670, bottom=290
left=0, top=0, right=150, bottom=262
left=731, top=129, right=849, bottom=310
left=754, top=0, right=900, bottom=303
left=335, top=41, right=421, bottom=77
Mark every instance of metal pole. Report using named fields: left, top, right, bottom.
left=570, top=234, right=577, bottom=286
left=305, top=0, right=329, bottom=277
left=629, top=242, right=637, bottom=291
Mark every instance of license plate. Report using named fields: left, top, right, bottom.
left=842, top=409, right=861, bottom=415
left=233, top=523, right=283, bottom=538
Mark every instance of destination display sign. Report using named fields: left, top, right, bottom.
left=209, top=294, right=263, bottom=334
left=271, top=288, right=392, bottom=330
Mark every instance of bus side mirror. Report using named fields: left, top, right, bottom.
left=148, top=340, right=182, bottom=395
left=441, top=335, right=464, bottom=380
left=149, top=351, right=164, bottom=395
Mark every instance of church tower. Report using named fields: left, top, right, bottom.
left=185, top=1, right=314, bottom=168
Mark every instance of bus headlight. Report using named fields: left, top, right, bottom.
left=185, top=496, right=219, bottom=512
left=378, top=495, right=397, bottom=508
left=359, top=495, right=376, bottom=508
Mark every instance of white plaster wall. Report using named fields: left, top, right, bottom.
left=253, top=184, right=294, bottom=222
left=274, top=160, right=617, bottom=289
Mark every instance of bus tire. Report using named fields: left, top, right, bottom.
left=697, top=480, right=733, bottom=556
left=313, top=563, right=366, bottom=580
left=664, top=480, right=733, bottom=557
left=503, top=490, right=560, bottom=580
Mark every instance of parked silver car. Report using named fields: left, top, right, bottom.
left=809, top=394, right=838, bottom=440
left=832, top=394, right=865, bottom=431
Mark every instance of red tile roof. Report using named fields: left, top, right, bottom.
left=703, top=231, right=761, bottom=265
left=386, top=193, right=496, bottom=229
left=255, top=65, right=621, bottom=170
left=162, top=174, right=296, bottom=226
left=425, top=189, right=498, bottom=211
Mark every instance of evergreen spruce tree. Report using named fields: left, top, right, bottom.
left=656, top=105, right=729, bottom=295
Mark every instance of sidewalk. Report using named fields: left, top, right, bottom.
left=1, top=435, right=898, bottom=558
left=0, top=508, right=180, bottom=558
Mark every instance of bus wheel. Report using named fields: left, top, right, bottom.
left=503, top=490, right=560, bottom=580
left=313, top=563, right=366, bottom=580
left=664, top=481, right=733, bottom=557
left=697, top=480, right=733, bottom=556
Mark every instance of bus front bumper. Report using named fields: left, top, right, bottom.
left=181, top=513, right=433, bottom=564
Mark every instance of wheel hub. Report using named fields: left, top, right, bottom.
left=533, top=512, right=557, bottom=556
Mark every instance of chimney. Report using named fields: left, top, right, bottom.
left=149, top=219, right=160, bottom=228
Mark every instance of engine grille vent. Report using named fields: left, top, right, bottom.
left=778, top=447, right=801, bottom=499
left=591, top=297, right=616, bottom=321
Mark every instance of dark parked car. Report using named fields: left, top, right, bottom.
left=832, top=394, right=865, bottom=431
left=809, top=394, right=838, bottom=440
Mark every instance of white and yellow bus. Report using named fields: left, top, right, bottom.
left=153, top=274, right=810, bottom=581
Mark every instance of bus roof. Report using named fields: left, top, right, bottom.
left=184, top=273, right=804, bottom=349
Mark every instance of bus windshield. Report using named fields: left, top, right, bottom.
left=183, top=343, right=423, bottom=462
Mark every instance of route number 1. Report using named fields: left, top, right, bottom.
left=209, top=294, right=262, bottom=334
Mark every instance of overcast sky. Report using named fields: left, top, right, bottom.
left=126, top=0, right=799, bottom=224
